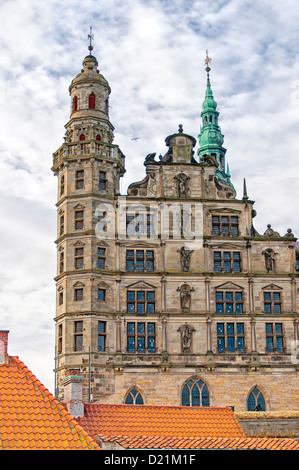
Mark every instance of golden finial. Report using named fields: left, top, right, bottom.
left=205, top=49, right=212, bottom=78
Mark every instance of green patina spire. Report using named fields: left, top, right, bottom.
left=198, top=51, right=234, bottom=188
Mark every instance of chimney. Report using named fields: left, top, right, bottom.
left=63, top=370, right=85, bottom=418
left=0, top=330, right=9, bottom=365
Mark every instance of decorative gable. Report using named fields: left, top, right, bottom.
left=215, top=281, right=244, bottom=290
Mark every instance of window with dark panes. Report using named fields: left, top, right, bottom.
left=217, top=322, right=244, bottom=353
left=60, top=175, right=65, bottom=196
left=98, top=321, right=106, bottom=351
left=247, top=387, right=266, bottom=411
left=99, top=171, right=106, bottom=190
left=181, top=378, right=210, bottom=407
left=74, top=247, right=84, bottom=269
left=263, top=291, right=281, bottom=314
left=98, top=288, right=106, bottom=301
left=97, top=247, right=105, bottom=269
left=58, top=291, right=63, bottom=306
left=126, top=250, right=154, bottom=272
left=58, top=324, right=63, bottom=353
left=126, top=213, right=153, bottom=237
left=97, top=212, right=106, bottom=232
left=125, top=388, right=144, bottom=405
left=127, top=291, right=155, bottom=314
left=214, top=251, right=241, bottom=273
left=74, top=210, right=84, bottom=230
left=212, top=215, right=239, bottom=237
left=216, top=291, right=243, bottom=314
left=75, top=170, right=84, bottom=189
left=59, top=251, right=64, bottom=274
left=59, top=215, right=64, bottom=236
left=74, top=288, right=83, bottom=301
left=266, top=323, right=283, bottom=352
left=74, top=321, right=83, bottom=351
left=127, top=322, right=156, bottom=353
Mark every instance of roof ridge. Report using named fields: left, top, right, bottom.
left=10, top=355, right=100, bottom=450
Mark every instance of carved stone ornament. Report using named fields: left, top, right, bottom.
left=177, top=323, right=195, bottom=352
left=262, top=248, right=276, bottom=273
left=177, top=284, right=194, bottom=312
left=178, top=246, right=193, bottom=272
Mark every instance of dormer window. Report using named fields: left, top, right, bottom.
left=89, top=93, right=96, bottom=109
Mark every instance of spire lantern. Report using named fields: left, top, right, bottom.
left=198, top=51, right=234, bottom=189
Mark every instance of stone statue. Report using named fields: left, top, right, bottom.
left=179, top=246, right=193, bottom=272
left=178, top=323, right=195, bottom=352
left=175, top=173, right=190, bottom=197
left=177, top=284, right=194, bottom=312
left=262, top=248, right=275, bottom=273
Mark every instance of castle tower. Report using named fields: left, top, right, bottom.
left=52, top=44, right=298, bottom=411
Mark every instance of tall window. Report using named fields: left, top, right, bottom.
left=126, top=213, right=153, bottom=237
left=127, top=322, right=156, bottom=353
left=99, top=171, right=106, bottom=190
left=217, top=323, right=245, bottom=353
left=125, top=388, right=144, bottom=405
left=127, top=290, right=155, bottom=314
left=59, top=251, right=64, bottom=274
left=97, top=212, right=106, bottom=232
left=216, top=291, right=243, bottom=314
left=59, top=215, right=64, bottom=236
left=74, top=247, right=84, bottom=269
left=126, top=250, right=154, bottom=272
left=60, top=175, right=65, bottom=196
left=74, top=210, right=84, bottom=230
left=263, top=291, right=281, bottom=314
left=58, top=324, right=63, bottom=354
left=181, top=377, right=210, bottom=407
left=75, top=170, right=84, bottom=189
left=214, top=251, right=241, bottom=273
left=247, top=387, right=266, bottom=411
left=74, top=287, right=83, bottom=301
left=98, top=288, right=106, bottom=301
left=212, top=215, right=239, bottom=236
left=97, top=247, right=106, bottom=269
left=265, top=323, right=283, bottom=352
left=73, top=96, right=78, bottom=112
left=89, top=93, right=96, bottom=109
left=98, top=321, right=106, bottom=351
left=74, top=321, right=83, bottom=351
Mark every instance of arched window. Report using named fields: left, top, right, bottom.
left=73, top=96, right=78, bottom=112
left=79, top=134, right=85, bottom=141
left=89, top=93, right=96, bottom=109
left=96, top=134, right=101, bottom=141
left=182, top=377, right=210, bottom=407
left=125, top=388, right=144, bottom=405
left=247, top=387, right=266, bottom=411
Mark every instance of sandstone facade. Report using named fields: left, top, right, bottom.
left=52, top=52, right=298, bottom=412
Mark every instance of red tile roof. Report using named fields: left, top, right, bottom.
left=98, top=434, right=299, bottom=450
left=0, top=356, right=100, bottom=450
left=77, top=403, right=245, bottom=440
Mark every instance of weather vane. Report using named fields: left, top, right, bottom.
left=205, top=49, right=212, bottom=78
left=88, top=26, right=94, bottom=55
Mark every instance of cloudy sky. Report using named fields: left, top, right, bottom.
left=0, top=0, right=298, bottom=393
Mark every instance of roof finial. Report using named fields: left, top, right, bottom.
left=88, top=26, right=94, bottom=55
left=205, top=49, right=212, bottom=79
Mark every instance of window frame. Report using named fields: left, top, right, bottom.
left=74, top=209, right=84, bottom=230
left=75, top=170, right=84, bottom=190
left=265, top=323, right=283, bottom=352
left=97, top=247, right=106, bottom=269
left=74, top=247, right=84, bottom=270
left=213, top=251, right=241, bottom=273
left=212, top=214, right=239, bottom=237
left=215, top=290, right=243, bottom=314
left=74, top=321, right=83, bottom=351
left=181, top=377, right=210, bottom=407
left=127, top=290, right=155, bottom=315
left=98, top=321, right=106, bottom=352
left=263, top=290, right=282, bottom=314
left=126, top=249, right=154, bottom=272
left=217, top=322, right=245, bottom=353
left=126, top=322, right=156, bottom=353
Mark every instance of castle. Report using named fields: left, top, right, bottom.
left=52, top=45, right=298, bottom=412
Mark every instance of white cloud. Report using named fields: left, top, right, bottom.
left=0, top=0, right=298, bottom=392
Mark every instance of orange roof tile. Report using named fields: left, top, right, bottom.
left=77, top=403, right=245, bottom=440
left=98, top=434, right=299, bottom=451
left=0, top=356, right=100, bottom=450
